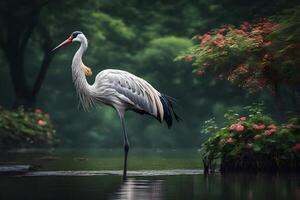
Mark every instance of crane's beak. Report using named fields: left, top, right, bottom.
left=52, top=35, right=73, bottom=52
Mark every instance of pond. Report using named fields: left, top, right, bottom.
left=0, top=149, right=299, bottom=200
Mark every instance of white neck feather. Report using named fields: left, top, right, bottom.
left=71, top=36, right=94, bottom=110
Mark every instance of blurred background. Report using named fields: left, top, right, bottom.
left=0, top=0, right=299, bottom=148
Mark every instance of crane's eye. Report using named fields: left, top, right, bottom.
left=71, top=31, right=82, bottom=38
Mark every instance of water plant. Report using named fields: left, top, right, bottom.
left=0, top=107, right=57, bottom=148
left=201, top=103, right=300, bottom=172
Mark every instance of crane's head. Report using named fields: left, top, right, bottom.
left=52, top=31, right=92, bottom=76
left=52, top=31, right=86, bottom=52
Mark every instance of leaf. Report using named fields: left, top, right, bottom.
left=253, top=144, right=261, bottom=152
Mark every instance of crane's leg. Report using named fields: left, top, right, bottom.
left=118, top=111, right=129, bottom=180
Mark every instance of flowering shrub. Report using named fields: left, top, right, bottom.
left=177, top=6, right=300, bottom=95
left=202, top=104, right=300, bottom=172
left=0, top=107, right=57, bottom=148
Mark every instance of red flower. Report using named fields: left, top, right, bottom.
left=211, top=39, right=224, bottom=48
left=200, top=33, right=212, bottom=46
left=229, top=123, right=245, bottom=132
left=292, top=143, right=300, bottom=151
left=264, top=128, right=276, bottom=135
left=253, top=124, right=266, bottom=130
left=264, top=41, right=272, bottom=46
left=229, top=124, right=237, bottom=130
left=254, top=134, right=262, bottom=139
left=235, top=124, right=245, bottom=132
left=45, top=113, right=50, bottom=119
left=240, top=116, right=246, bottom=121
left=216, top=33, right=225, bottom=40
left=267, top=124, right=277, bottom=130
left=185, top=55, right=193, bottom=62
left=264, top=130, right=272, bottom=135
left=263, top=53, right=270, bottom=60
left=237, top=64, right=249, bottom=73
left=35, top=108, right=42, bottom=114
left=37, top=119, right=46, bottom=126
left=270, top=129, right=276, bottom=133
left=227, top=39, right=235, bottom=45
left=207, top=48, right=213, bottom=53
left=217, top=28, right=227, bottom=33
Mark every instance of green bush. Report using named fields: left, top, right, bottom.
left=0, top=107, right=57, bottom=148
left=177, top=6, right=300, bottom=94
left=202, top=104, right=300, bottom=172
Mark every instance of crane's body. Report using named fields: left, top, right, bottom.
left=53, top=31, right=179, bottom=179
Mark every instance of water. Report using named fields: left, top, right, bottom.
left=0, top=149, right=299, bottom=200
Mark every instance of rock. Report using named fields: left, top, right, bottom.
left=39, top=156, right=60, bottom=161
left=0, top=165, right=33, bottom=175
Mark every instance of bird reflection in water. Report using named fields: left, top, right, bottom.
left=111, top=179, right=164, bottom=200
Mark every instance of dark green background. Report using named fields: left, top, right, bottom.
left=0, top=0, right=298, bottom=148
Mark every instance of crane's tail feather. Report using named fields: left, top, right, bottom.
left=159, top=94, right=181, bottom=128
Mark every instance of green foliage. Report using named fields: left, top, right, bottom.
left=1, top=0, right=300, bottom=148
left=178, top=6, right=300, bottom=95
left=0, top=107, right=56, bottom=148
left=201, top=118, right=219, bottom=135
left=202, top=103, right=300, bottom=171
left=136, top=36, right=192, bottom=70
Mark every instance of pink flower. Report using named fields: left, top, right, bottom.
left=253, top=124, right=266, bottom=130
left=267, top=124, right=277, bottom=129
left=263, top=53, right=270, bottom=60
left=185, top=55, right=193, bottom=62
left=35, top=108, right=43, bottom=114
left=229, top=123, right=245, bottom=132
left=292, top=143, right=300, bottom=151
left=237, top=64, right=249, bottom=73
left=240, top=117, right=246, bottom=121
left=226, top=137, right=235, bottom=144
left=270, top=129, right=276, bottom=133
left=229, top=124, right=238, bottom=131
left=285, top=123, right=294, bottom=129
left=262, top=124, right=277, bottom=135
left=235, top=124, right=245, bottom=132
left=217, top=28, right=227, bottom=33
left=264, top=129, right=276, bottom=135
left=254, top=134, right=262, bottom=139
left=264, top=41, right=272, bottom=46
left=37, top=119, right=46, bottom=126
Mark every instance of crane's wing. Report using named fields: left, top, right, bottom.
left=93, top=69, right=180, bottom=127
left=95, top=69, right=164, bottom=120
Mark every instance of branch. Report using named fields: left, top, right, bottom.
left=31, top=23, right=54, bottom=97
left=19, top=9, right=40, bottom=54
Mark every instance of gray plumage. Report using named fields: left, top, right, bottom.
left=70, top=33, right=179, bottom=125
left=53, top=31, right=180, bottom=179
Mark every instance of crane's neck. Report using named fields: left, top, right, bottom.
left=71, top=38, right=94, bottom=110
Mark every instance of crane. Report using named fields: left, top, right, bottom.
left=52, top=31, right=180, bottom=179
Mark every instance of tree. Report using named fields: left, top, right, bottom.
left=0, top=0, right=136, bottom=108
left=0, top=0, right=55, bottom=108
left=178, top=6, right=300, bottom=114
